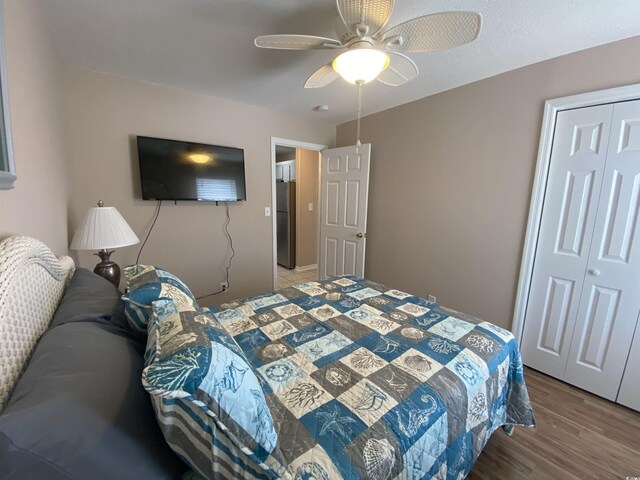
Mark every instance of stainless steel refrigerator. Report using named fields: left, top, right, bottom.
left=276, top=181, right=296, bottom=269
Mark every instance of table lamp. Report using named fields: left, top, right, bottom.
left=70, top=200, right=140, bottom=287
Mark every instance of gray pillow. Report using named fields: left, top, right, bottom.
left=50, top=267, right=130, bottom=332
left=0, top=321, right=186, bottom=479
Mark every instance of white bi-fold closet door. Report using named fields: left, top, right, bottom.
left=521, top=99, right=640, bottom=404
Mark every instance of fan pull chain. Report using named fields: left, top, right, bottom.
left=356, top=82, right=363, bottom=151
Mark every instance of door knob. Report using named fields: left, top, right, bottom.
left=356, top=232, right=366, bottom=238
left=588, top=268, right=601, bottom=276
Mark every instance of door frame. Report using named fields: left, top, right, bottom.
left=512, top=82, right=640, bottom=344
left=271, top=137, right=327, bottom=290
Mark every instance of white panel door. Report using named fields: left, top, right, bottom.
left=319, top=144, right=371, bottom=279
left=521, top=105, right=614, bottom=378
left=563, top=99, right=640, bottom=400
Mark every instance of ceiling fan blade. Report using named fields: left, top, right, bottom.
left=305, top=63, right=340, bottom=89
left=254, top=34, right=343, bottom=50
left=376, top=52, right=418, bottom=86
left=379, top=12, right=481, bottom=52
left=337, top=0, right=395, bottom=36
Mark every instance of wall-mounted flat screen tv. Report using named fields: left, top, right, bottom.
left=137, top=136, right=246, bottom=201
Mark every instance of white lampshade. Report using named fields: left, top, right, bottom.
left=70, top=202, right=139, bottom=251
left=332, top=48, right=389, bottom=84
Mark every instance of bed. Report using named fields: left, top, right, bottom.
left=0, top=236, right=535, bottom=479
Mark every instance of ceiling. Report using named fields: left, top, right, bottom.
left=38, top=0, right=640, bottom=124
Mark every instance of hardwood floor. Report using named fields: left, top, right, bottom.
left=469, top=367, right=640, bottom=480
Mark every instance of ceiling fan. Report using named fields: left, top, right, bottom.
left=255, top=0, right=482, bottom=88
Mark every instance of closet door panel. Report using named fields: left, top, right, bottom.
left=564, top=99, right=640, bottom=400
left=521, top=105, right=614, bottom=378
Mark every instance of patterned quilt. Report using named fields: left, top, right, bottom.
left=214, top=276, right=535, bottom=479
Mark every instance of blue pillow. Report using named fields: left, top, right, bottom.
left=142, top=300, right=280, bottom=478
left=122, top=265, right=200, bottom=334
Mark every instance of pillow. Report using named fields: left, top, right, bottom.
left=142, top=299, right=281, bottom=478
left=50, top=267, right=129, bottom=331
left=0, top=321, right=186, bottom=480
left=122, top=264, right=199, bottom=334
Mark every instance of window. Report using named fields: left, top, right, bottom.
left=196, top=178, right=237, bottom=201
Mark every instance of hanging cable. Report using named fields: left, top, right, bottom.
left=222, top=201, right=235, bottom=289
left=136, top=200, right=162, bottom=264
left=196, top=202, right=235, bottom=300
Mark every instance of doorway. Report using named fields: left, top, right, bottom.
left=270, top=137, right=326, bottom=290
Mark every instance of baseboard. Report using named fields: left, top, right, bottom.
left=295, top=264, right=317, bottom=272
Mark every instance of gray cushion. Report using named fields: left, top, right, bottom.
left=0, top=321, right=186, bottom=479
left=50, top=268, right=130, bottom=331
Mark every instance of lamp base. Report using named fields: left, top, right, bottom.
left=94, top=250, right=121, bottom=288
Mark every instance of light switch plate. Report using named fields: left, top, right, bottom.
left=264, top=207, right=271, bottom=217
left=308, top=203, right=314, bottom=211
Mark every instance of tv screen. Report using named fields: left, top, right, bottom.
left=137, top=136, right=246, bottom=201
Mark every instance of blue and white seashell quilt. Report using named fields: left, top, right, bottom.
left=211, top=276, right=535, bottom=479
left=142, top=299, right=282, bottom=478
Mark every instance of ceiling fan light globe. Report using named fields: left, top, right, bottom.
left=332, top=49, right=389, bottom=84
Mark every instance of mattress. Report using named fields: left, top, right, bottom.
left=210, top=276, right=535, bottom=479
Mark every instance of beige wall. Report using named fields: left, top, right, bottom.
left=0, top=0, right=69, bottom=254
left=337, top=35, right=640, bottom=330
left=295, top=148, right=319, bottom=267
left=276, top=149, right=295, bottom=163
left=64, top=68, right=334, bottom=304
